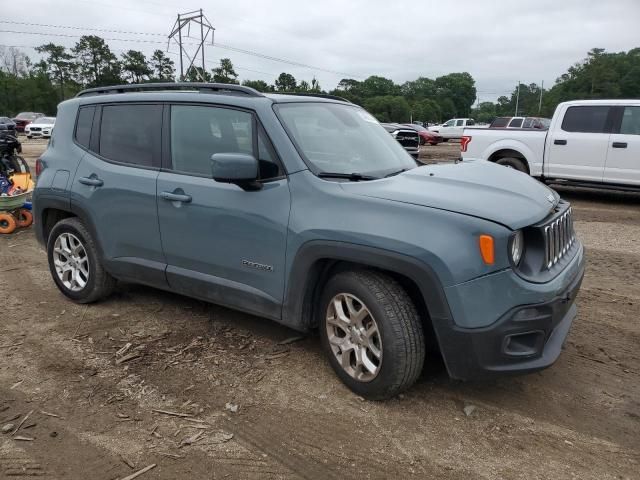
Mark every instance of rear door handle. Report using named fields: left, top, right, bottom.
left=554, top=139, right=567, bottom=145
left=78, top=176, right=103, bottom=187
left=612, top=142, right=627, bottom=149
left=160, top=191, right=192, bottom=203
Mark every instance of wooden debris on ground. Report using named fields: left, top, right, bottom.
left=116, top=464, right=156, bottom=480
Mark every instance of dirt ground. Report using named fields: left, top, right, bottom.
left=1, top=139, right=638, bottom=480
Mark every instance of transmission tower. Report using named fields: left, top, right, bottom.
left=168, top=9, right=215, bottom=81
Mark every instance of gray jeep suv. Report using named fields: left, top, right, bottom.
left=34, top=83, right=585, bottom=399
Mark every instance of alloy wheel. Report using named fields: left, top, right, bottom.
left=325, top=293, right=383, bottom=382
left=53, top=233, right=90, bottom=292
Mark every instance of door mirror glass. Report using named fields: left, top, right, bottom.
left=211, top=153, right=261, bottom=190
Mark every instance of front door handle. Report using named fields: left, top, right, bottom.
left=160, top=191, right=192, bottom=203
left=554, top=139, right=567, bottom=145
left=78, top=176, right=104, bottom=187
left=612, top=142, right=627, bottom=149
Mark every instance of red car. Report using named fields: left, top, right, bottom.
left=12, top=112, right=44, bottom=133
left=402, top=124, right=443, bottom=145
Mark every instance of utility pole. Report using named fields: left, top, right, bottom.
left=515, top=81, right=520, bottom=117
left=538, top=80, right=544, bottom=114
left=168, top=9, right=215, bottom=81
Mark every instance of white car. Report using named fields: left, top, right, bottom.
left=25, top=117, right=56, bottom=139
left=461, top=99, right=640, bottom=189
left=428, top=118, right=476, bottom=140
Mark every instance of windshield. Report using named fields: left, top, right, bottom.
left=275, top=103, right=416, bottom=178
left=38, top=117, right=56, bottom=124
left=405, top=124, right=427, bottom=132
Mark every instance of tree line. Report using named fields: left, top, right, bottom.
left=1, top=37, right=638, bottom=124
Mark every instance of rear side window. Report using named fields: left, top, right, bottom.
left=620, top=106, right=640, bottom=135
left=491, top=117, right=509, bottom=128
left=75, top=106, right=95, bottom=148
left=509, top=118, right=524, bottom=128
left=561, top=106, right=611, bottom=133
left=99, top=104, right=162, bottom=167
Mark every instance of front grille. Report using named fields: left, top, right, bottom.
left=394, top=130, right=420, bottom=148
left=30, top=127, right=42, bottom=131
left=543, top=207, right=575, bottom=269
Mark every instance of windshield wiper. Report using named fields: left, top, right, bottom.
left=384, top=168, right=411, bottom=178
left=317, top=172, right=378, bottom=181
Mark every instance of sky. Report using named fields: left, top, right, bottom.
left=1, top=0, right=639, bottom=101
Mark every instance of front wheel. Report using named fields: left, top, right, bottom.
left=319, top=270, right=425, bottom=400
left=47, top=217, right=116, bottom=303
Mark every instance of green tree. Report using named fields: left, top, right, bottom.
left=212, top=58, right=238, bottom=84
left=471, top=101, right=497, bottom=123
left=241, top=79, right=273, bottom=92
left=360, top=75, right=398, bottom=97
left=121, top=50, right=151, bottom=83
left=412, top=98, right=441, bottom=123
left=434, top=72, right=476, bottom=117
left=185, top=66, right=211, bottom=82
left=149, top=50, right=175, bottom=81
left=72, top=35, right=121, bottom=87
left=275, top=72, right=297, bottom=91
left=363, top=96, right=410, bottom=123
left=34, top=43, right=76, bottom=101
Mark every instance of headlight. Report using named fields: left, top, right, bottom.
left=510, top=230, right=524, bottom=266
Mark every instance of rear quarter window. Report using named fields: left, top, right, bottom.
left=74, top=106, right=96, bottom=149
left=561, top=106, right=611, bottom=133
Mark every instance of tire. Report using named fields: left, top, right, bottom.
left=0, top=213, right=17, bottom=234
left=319, top=269, right=425, bottom=400
left=16, top=209, right=33, bottom=228
left=496, top=157, right=527, bottom=173
left=47, top=217, right=116, bottom=303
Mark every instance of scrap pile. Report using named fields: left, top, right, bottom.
left=0, top=134, right=34, bottom=234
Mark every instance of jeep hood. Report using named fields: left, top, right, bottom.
left=340, top=161, right=559, bottom=230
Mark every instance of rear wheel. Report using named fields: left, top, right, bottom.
left=47, top=217, right=116, bottom=303
left=319, top=270, right=425, bottom=400
left=496, top=157, right=527, bottom=173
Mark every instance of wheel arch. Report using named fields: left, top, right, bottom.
left=487, top=148, right=531, bottom=174
left=282, top=241, right=452, bottom=351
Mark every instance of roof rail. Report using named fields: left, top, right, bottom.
left=76, top=82, right=264, bottom=98
left=273, top=92, right=352, bottom=103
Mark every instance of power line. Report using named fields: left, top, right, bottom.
left=0, top=22, right=363, bottom=78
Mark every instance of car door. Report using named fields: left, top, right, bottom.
left=157, top=103, right=290, bottom=320
left=545, top=105, right=613, bottom=182
left=451, top=119, right=465, bottom=138
left=70, top=102, right=167, bottom=287
left=604, top=105, right=640, bottom=186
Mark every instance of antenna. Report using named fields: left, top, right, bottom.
left=167, top=9, right=215, bottom=81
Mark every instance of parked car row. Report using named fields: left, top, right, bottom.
left=0, top=113, right=54, bottom=138
left=461, top=99, right=640, bottom=189
left=428, top=118, right=477, bottom=140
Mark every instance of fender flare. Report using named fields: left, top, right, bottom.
left=281, top=240, right=454, bottom=332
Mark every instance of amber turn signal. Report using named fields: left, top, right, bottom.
left=479, top=235, right=495, bottom=265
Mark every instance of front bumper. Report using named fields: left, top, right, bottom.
left=436, top=244, right=585, bottom=380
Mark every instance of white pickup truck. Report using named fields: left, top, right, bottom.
left=461, top=99, right=640, bottom=190
left=429, top=118, right=476, bottom=140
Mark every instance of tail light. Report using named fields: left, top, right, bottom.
left=35, top=158, right=44, bottom=177
left=460, top=136, right=472, bottom=152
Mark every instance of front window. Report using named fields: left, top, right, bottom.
left=275, top=103, right=416, bottom=178
left=443, top=120, right=455, bottom=127
left=39, top=117, right=56, bottom=124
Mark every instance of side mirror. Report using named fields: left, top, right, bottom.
left=211, top=153, right=261, bottom=190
